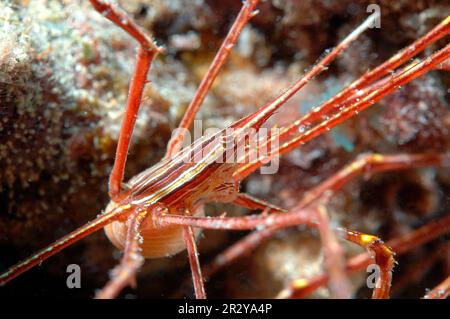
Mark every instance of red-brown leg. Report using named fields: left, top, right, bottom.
left=316, top=206, right=351, bottom=298
left=0, top=0, right=161, bottom=287
left=0, top=205, right=129, bottom=285
left=153, top=205, right=315, bottom=231
left=296, top=153, right=450, bottom=208
left=155, top=209, right=389, bottom=299
left=183, top=224, right=206, bottom=299
left=234, top=17, right=450, bottom=179
left=278, top=44, right=450, bottom=154
left=96, top=208, right=150, bottom=299
left=152, top=206, right=316, bottom=299
left=164, top=0, right=260, bottom=158
left=233, top=192, right=287, bottom=213
left=278, top=226, right=395, bottom=300
left=236, top=44, right=450, bottom=179
left=424, top=275, right=450, bottom=299
left=281, top=15, right=450, bottom=134
left=340, top=229, right=395, bottom=299
left=205, top=202, right=349, bottom=298
left=281, top=214, right=450, bottom=298
left=178, top=207, right=207, bottom=299
left=232, top=12, right=379, bottom=137
left=89, top=0, right=162, bottom=200
left=206, top=153, right=449, bottom=279
left=268, top=16, right=450, bottom=159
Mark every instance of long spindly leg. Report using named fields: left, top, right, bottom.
left=280, top=227, right=395, bottom=299
left=164, top=0, right=260, bottom=159
left=154, top=206, right=449, bottom=300
left=275, top=44, right=450, bottom=153
left=153, top=205, right=316, bottom=231
left=0, top=1, right=160, bottom=287
left=236, top=63, right=405, bottom=176
left=236, top=43, right=450, bottom=180
left=190, top=206, right=350, bottom=299
left=340, top=229, right=395, bottom=299
left=424, top=275, right=450, bottom=299
left=315, top=206, right=351, bottom=298
left=280, top=214, right=450, bottom=299
left=278, top=15, right=450, bottom=135
left=205, top=152, right=450, bottom=279
left=232, top=11, right=379, bottom=135
left=233, top=192, right=287, bottom=213
left=296, top=153, right=450, bottom=208
left=154, top=208, right=392, bottom=298
left=183, top=221, right=206, bottom=299
left=0, top=205, right=129, bottom=285
left=269, top=15, right=450, bottom=157
left=89, top=0, right=162, bottom=200
left=96, top=209, right=149, bottom=299
left=234, top=16, right=450, bottom=179
left=322, top=14, right=450, bottom=106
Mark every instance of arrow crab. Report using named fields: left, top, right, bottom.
left=1, top=0, right=449, bottom=299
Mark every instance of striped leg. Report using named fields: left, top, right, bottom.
left=0, top=206, right=129, bottom=285
left=423, top=275, right=450, bottom=299
left=233, top=192, right=287, bottom=213
left=340, top=228, right=395, bottom=299
left=203, top=153, right=449, bottom=281
left=96, top=209, right=150, bottom=299
left=280, top=215, right=450, bottom=299
left=183, top=223, right=206, bottom=299
left=89, top=0, right=162, bottom=200
left=164, top=0, right=261, bottom=159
